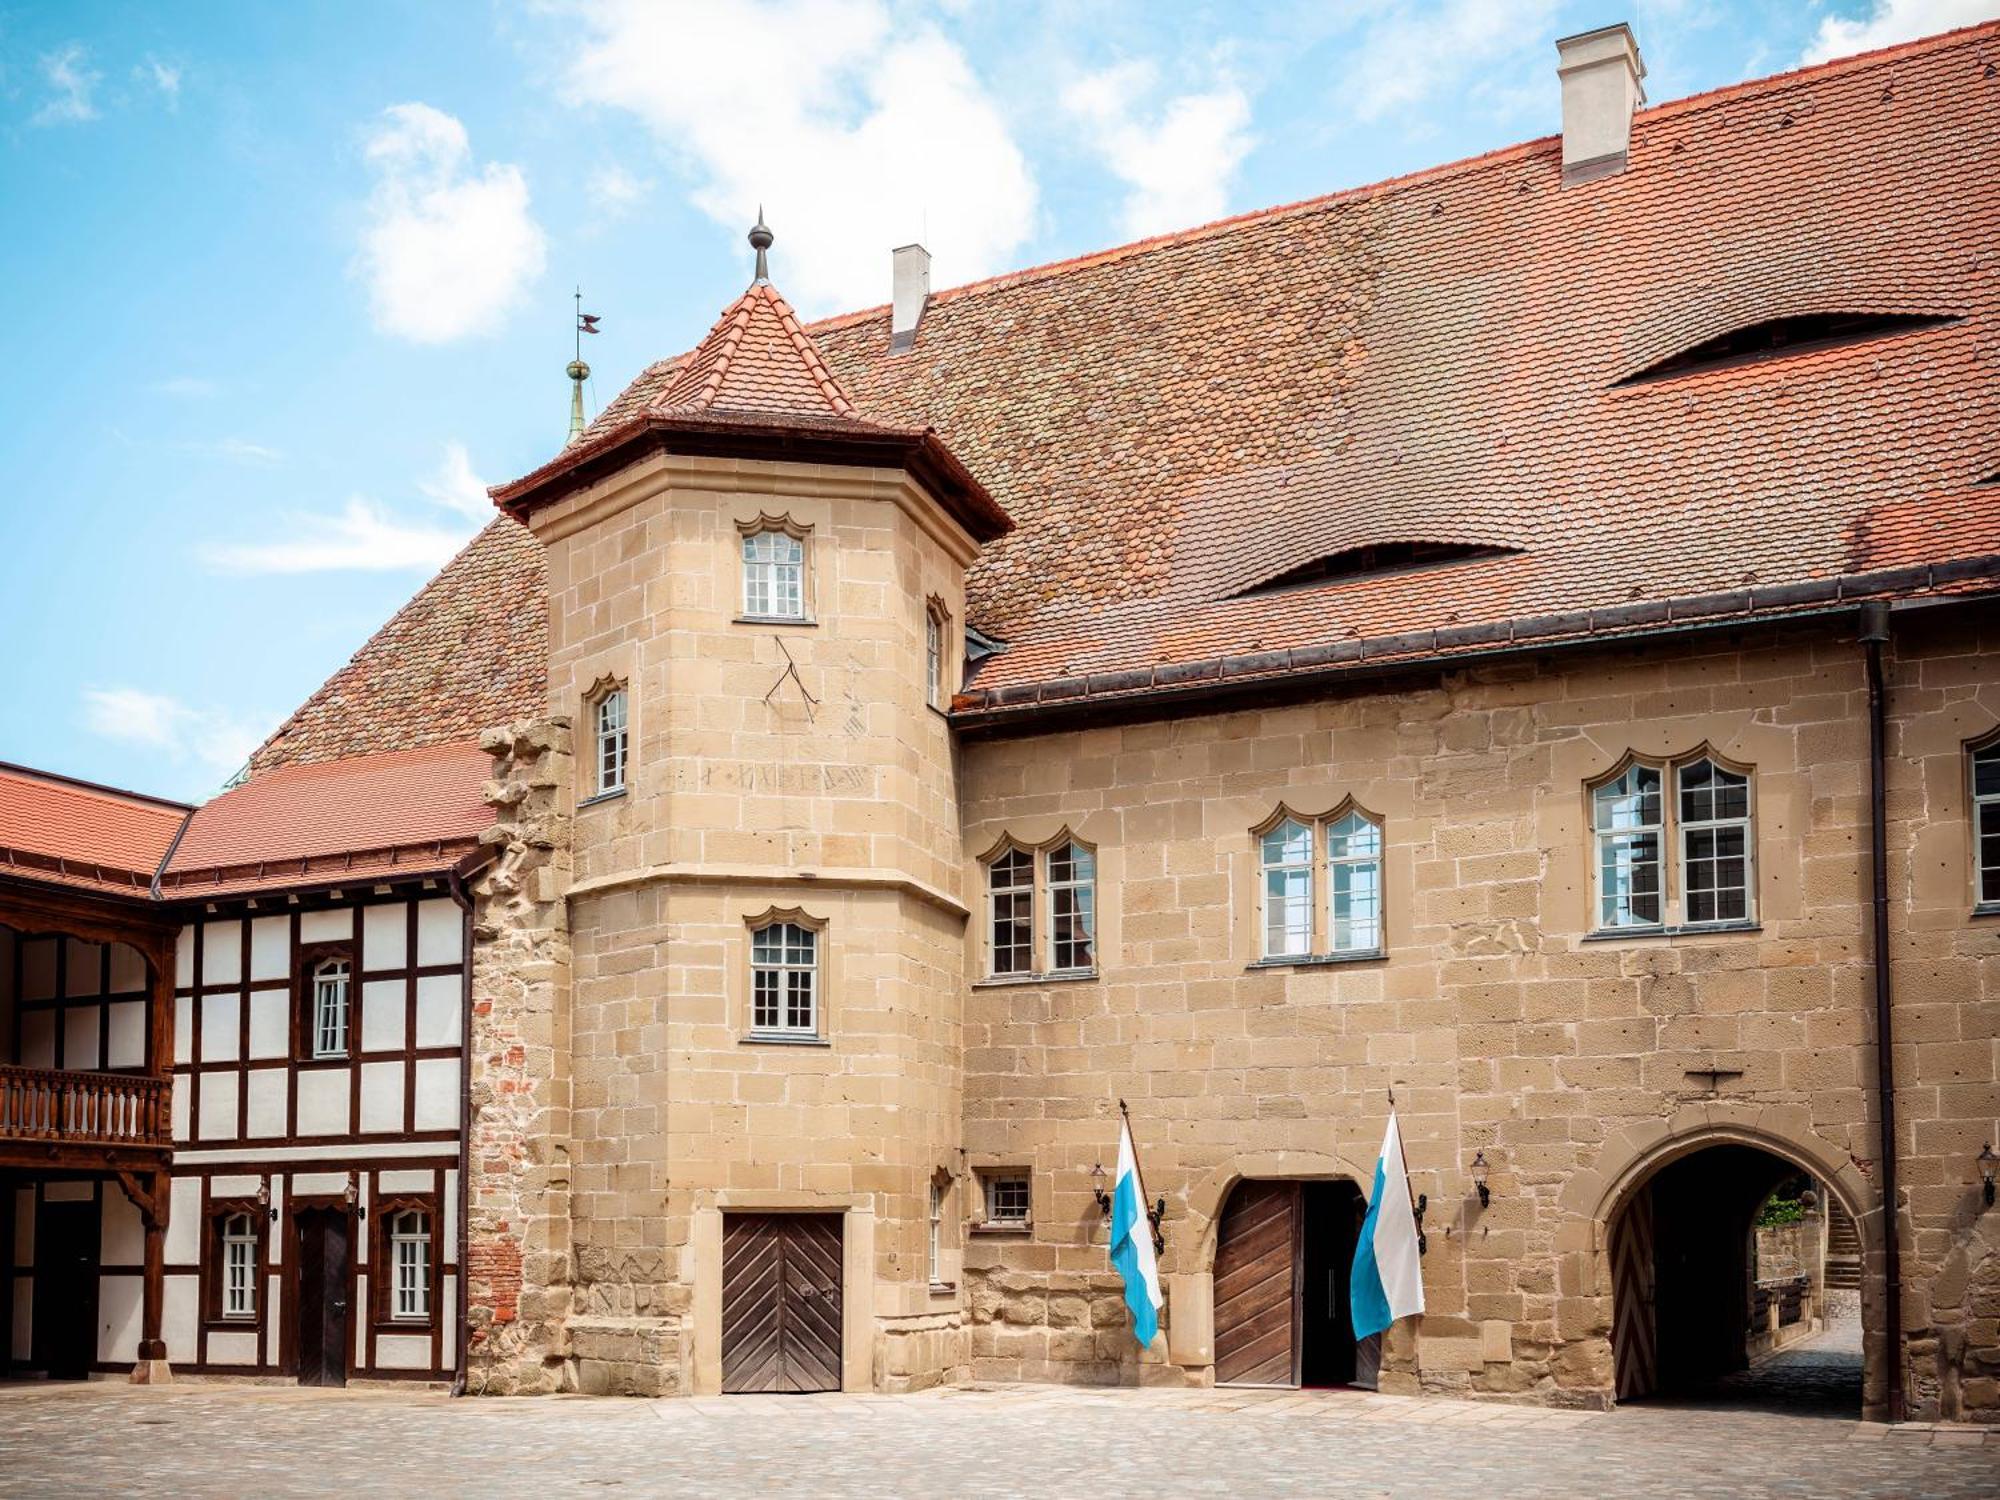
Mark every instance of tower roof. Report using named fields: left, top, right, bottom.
left=650, top=279, right=858, bottom=421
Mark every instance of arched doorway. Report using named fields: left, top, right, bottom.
left=1212, top=1178, right=1370, bottom=1388
left=1609, top=1141, right=1862, bottom=1415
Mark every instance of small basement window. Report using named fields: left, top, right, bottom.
left=1618, top=311, right=1959, bottom=386
left=1234, top=541, right=1518, bottom=598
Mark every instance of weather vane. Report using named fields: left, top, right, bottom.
left=568, top=287, right=601, bottom=445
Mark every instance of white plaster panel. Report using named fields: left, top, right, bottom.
left=377, top=1170, right=434, bottom=1193
left=442, top=1274, right=457, bottom=1364
left=198, top=1072, right=240, bottom=1141
left=444, top=1170, right=458, bottom=1253
left=201, top=921, right=242, bottom=985
left=97, top=1272, right=142, bottom=1363
left=109, top=941, right=147, bottom=994
left=43, top=1180, right=93, bottom=1203
left=164, top=1275, right=199, bottom=1363
left=356, top=1279, right=369, bottom=1366
left=416, top=899, right=460, bottom=966
left=374, top=1333, right=433, bottom=1371
left=171, top=1076, right=190, bottom=1142
left=173, top=995, right=192, bottom=1066
left=12, top=1188, right=33, bottom=1266
left=246, top=1068, right=288, bottom=1138
left=21, top=938, right=56, bottom=1001
left=296, top=1071, right=349, bottom=1137
left=249, top=916, right=290, bottom=982
left=206, top=1329, right=259, bottom=1367
left=360, top=1062, right=405, bottom=1134
left=166, top=1177, right=201, bottom=1265
left=62, top=1006, right=100, bottom=1071
left=413, top=1058, right=460, bottom=1131
left=246, top=989, right=289, bottom=1060
left=210, top=1175, right=260, bottom=1198
left=299, top=908, right=353, bottom=944
left=100, top=1188, right=143, bottom=1264
left=174, top=926, right=195, bottom=988
left=266, top=1279, right=283, bottom=1365
left=361, top=980, right=406, bottom=1053
left=415, top=975, right=461, bottom=1047
left=105, top=1001, right=145, bottom=1070
left=200, top=992, right=241, bottom=1063
left=18, top=1010, right=53, bottom=1069
left=10, top=1280, right=30, bottom=1361
left=291, top=1173, right=348, bottom=1196
left=64, top=939, right=102, bottom=997
left=362, top=903, right=407, bottom=972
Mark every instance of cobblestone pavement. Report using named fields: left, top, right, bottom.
left=1, top=1357, right=1992, bottom=1500
left=1642, top=1306, right=1865, bottom=1419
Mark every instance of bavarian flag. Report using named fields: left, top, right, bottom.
left=1350, top=1109, right=1426, bottom=1342
left=1109, top=1113, right=1164, bottom=1347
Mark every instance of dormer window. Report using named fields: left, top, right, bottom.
left=1233, top=542, right=1518, bottom=599
left=593, top=686, right=628, bottom=796
left=741, top=522, right=809, bottom=621
left=1617, top=311, right=1959, bottom=386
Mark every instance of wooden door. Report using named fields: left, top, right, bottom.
left=1611, top=1187, right=1656, bottom=1400
left=1214, top=1180, right=1301, bottom=1386
left=34, top=1197, right=100, bottom=1379
left=296, top=1209, right=352, bottom=1388
left=721, top=1213, right=843, bottom=1393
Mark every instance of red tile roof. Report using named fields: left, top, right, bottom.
left=654, top=280, right=857, bottom=418
left=159, top=740, right=491, bottom=898
left=259, top=21, right=2000, bottom=758
left=0, top=763, right=191, bottom=898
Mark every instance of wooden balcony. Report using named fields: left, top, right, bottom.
left=0, top=1064, right=171, bottom=1172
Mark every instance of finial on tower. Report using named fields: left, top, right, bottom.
left=749, top=207, right=774, bottom=284
left=567, top=286, right=601, bottom=445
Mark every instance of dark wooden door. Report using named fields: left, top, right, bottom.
left=1214, top=1180, right=1301, bottom=1386
left=34, top=1197, right=100, bottom=1379
left=721, top=1213, right=843, bottom=1393
left=295, top=1209, right=351, bottom=1388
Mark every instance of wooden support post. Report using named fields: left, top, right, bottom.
left=132, top=933, right=177, bottom=1383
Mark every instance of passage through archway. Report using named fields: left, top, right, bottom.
left=1610, top=1142, right=1861, bottom=1417
left=1213, top=1179, right=1370, bottom=1389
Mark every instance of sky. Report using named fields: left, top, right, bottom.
left=1, top=0, right=1992, bottom=803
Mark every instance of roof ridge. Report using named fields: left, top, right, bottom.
left=802, top=16, right=2000, bottom=336
left=0, top=758, right=192, bottom=812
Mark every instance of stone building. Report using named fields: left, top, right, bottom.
left=2, top=20, right=1996, bottom=1421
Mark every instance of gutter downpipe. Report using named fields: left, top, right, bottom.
left=1861, top=601, right=1905, bottom=1423
left=446, top=851, right=488, bottom=1399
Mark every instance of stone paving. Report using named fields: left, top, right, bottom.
left=0, top=1328, right=1991, bottom=1500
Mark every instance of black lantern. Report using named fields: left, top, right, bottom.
left=1979, top=1142, right=1997, bottom=1209
left=256, top=1176, right=276, bottom=1223
left=1090, top=1162, right=1112, bottom=1219
left=1470, top=1149, right=1491, bottom=1209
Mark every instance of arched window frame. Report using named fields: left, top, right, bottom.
left=745, top=908, right=827, bottom=1040
left=1969, top=727, right=2000, bottom=912
left=204, top=1199, right=265, bottom=1326
left=1252, top=802, right=1386, bottom=963
left=588, top=678, right=629, bottom=798
left=1587, top=748, right=1756, bottom=934
left=299, top=948, right=353, bottom=1060
left=979, top=833, right=1098, bottom=981
left=924, top=597, right=951, bottom=710
left=737, top=514, right=813, bottom=622
left=371, top=1195, right=438, bottom=1327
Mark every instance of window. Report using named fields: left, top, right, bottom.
left=594, top=687, right=628, bottom=796
left=983, top=1174, right=1030, bottom=1228
left=1591, top=753, right=1755, bottom=931
left=1257, top=806, right=1385, bottom=961
left=221, top=1212, right=257, bottom=1319
left=983, top=838, right=1096, bottom=978
left=928, top=1181, right=944, bottom=1284
left=742, top=528, right=806, bottom=619
left=1973, top=738, right=2000, bottom=907
left=388, top=1208, right=431, bottom=1321
left=750, top=920, right=819, bottom=1037
left=310, top=955, right=350, bottom=1058
left=925, top=604, right=946, bottom=709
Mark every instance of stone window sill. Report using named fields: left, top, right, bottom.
left=734, top=614, right=817, bottom=628
left=972, top=969, right=1098, bottom=989
left=1582, top=920, right=1761, bottom=943
left=577, top=788, right=626, bottom=809
left=1972, top=902, right=2000, bottom=919
left=1248, top=950, right=1385, bottom=971
left=928, top=1281, right=957, bottom=1296
left=970, top=1222, right=1032, bottom=1236
left=741, top=1033, right=831, bottom=1047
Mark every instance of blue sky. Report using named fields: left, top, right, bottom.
left=1, top=0, right=1990, bottom=802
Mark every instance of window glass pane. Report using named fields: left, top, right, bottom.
left=1047, top=842, right=1094, bottom=885
left=1979, top=802, right=2000, bottom=902
left=1051, top=882, right=1095, bottom=971
left=743, top=530, right=805, bottom=618
left=1594, top=766, right=1662, bottom=830
left=1330, top=858, right=1381, bottom=952
left=314, top=959, right=349, bottom=1057
left=1598, top=831, right=1662, bottom=926
left=1264, top=867, right=1312, bottom=956
left=1261, top=819, right=1312, bottom=866
left=989, top=848, right=1035, bottom=974
left=1973, top=747, right=2000, bottom=800
left=596, top=690, right=627, bottom=792
left=986, top=1177, right=1030, bottom=1223
left=1326, top=811, right=1380, bottom=860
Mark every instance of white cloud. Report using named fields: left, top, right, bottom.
left=358, top=102, right=547, bottom=343
left=181, top=436, right=283, bottom=466
left=82, top=687, right=265, bottom=779
left=416, top=441, right=493, bottom=520
left=1062, top=61, right=1254, bottom=240
left=138, top=56, right=182, bottom=106
left=1802, top=0, right=1999, bottom=63
left=588, top=163, right=649, bottom=215
left=201, top=496, right=477, bottom=575
left=33, top=43, right=99, bottom=126
left=1342, top=0, right=1560, bottom=126
left=563, top=0, right=1036, bottom=313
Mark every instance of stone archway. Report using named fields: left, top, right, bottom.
left=1556, top=1103, right=1884, bottom=1416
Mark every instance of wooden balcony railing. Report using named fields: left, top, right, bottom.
left=0, top=1065, right=171, bottom=1149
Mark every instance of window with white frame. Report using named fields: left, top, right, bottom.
left=984, top=839, right=1096, bottom=978
left=925, top=605, right=946, bottom=709
left=389, top=1208, right=431, bottom=1321
left=983, top=1173, right=1030, bottom=1228
left=594, top=687, right=628, bottom=796
left=1258, top=807, right=1384, bottom=960
left=928, top=1180, right=944, bottom=1283
left=221, top=1211, right=257, bottom=1319
left=750, top=920, right=820, bottom=1036
left=1974, top=738, right=2000, bottom=908
left=311, top=955, right=350, bottom=1058
left=1591, top=754, right=1755, bottom=930
left=742, top=528, right=806, bottom=619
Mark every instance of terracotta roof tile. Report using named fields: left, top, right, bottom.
left=652, top=281, right=857, bottom=419
left=0, top=764, right=190, bottom=897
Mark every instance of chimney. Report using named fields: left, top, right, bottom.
left=890, top=242, right=931, bottom=352
left=1556, top=23, right=1646, bottom=185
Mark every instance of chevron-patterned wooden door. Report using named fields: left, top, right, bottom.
left=1611, top=1187, right=1657, bottom=1401
left=721, top=1213, right=844, bottom=1393
left=1214, top=1180, right=1302, bottom=1386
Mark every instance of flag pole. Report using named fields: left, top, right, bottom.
left=1389, top=1087, right=1428, bottom=1257
left=1119, top=1097, right=1165, bottom=1253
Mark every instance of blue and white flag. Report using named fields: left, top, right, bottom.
left=1350, top=1110, right=1425, bottom=1342
left=1108, top=1114, right=1164, bottom=1347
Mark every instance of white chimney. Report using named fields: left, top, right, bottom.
left=1556, top=23, right=1646, bottom=185
left=891, top=242, right=931, bottom=352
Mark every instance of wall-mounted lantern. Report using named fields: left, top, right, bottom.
left=1088, top=1161, right=1164, bottom=1253
left=344, top=1171, right=366, bottom=1219
left=1470, top=1149, right=1492, bottom=1209
left=1979, top=1142, right=1997, bottom=1209
left=256, top=1175, right=276, bottom=1223
left=1090, top=1162, right=1112, bottom=1220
